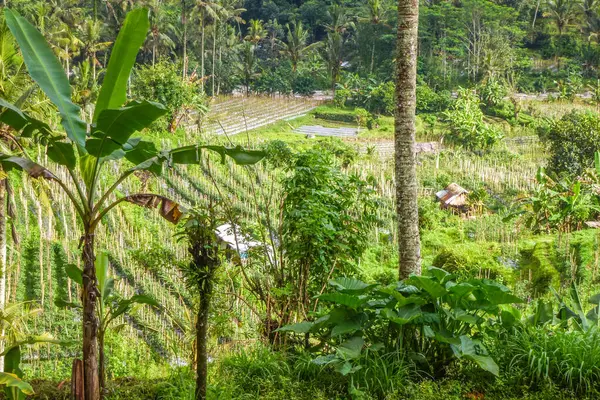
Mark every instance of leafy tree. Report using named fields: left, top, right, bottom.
left=282, top=148, right=377, bottom=319
left=541, top=110, right=600, bottom=176
left=278, top=20, right=321, bottom=72
left=176, top=207, right=222, bottom=400
left=0, top=8, right=263, bottom=399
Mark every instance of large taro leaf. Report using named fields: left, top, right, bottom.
left=452, top=335, right=499, bottom=376
left=0, top=154, right=56, bottom=180
left=317, top=293, right=366, bottom=309
left=5, top=9, right=86, bottom=147
left=408, top=276, right=447, bottom=298
left=123, top=194, right=186, bottom=224
left=329, top=277, right=378, bottom=294
left=275, top=321, right=314, bottom=334
left=337, top=336, right=364, bottom=360
left=94, top=8, right=150, bottom=121
left=384, top=304, right=422, bottom=325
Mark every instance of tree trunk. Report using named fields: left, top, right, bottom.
left=182, top=0, right=188, bottom=79
left=212, top=22, right=217, bottom=97
left=0, top=179, right=6, bottom=373
left=98, top=329, right=106, bottom=397
left=201, top=17, right=205, bottom=93
left=195, top=292, right=211, bottom=400
left=82, top=232, right=100, bottom=400
left=395, top=0, right=421, bottom=279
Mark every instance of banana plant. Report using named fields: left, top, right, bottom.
left=0, top=302, right=73, bottom=400
left=55, top=252, right=159, bottom=394
left=0, top=8, right=264, bottom=400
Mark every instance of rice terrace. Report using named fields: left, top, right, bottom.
left=0, top=0, right=599, bottom=399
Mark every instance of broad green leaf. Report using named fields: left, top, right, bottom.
left=329, top=277, right=377, bottom=294
left=2, top=337, right=73, bottom=356
left=276, top=321, right=314, bottom=334
left=167, top=145, right=266, bottom=166
left=427, top=267, right=452, bottom=284
left=4, top=346, right=22, bottom=378
left=130, top=294, right=160, bottom=307
left=5, top=9, right=86, bottom=147
left=95, top=252, right=110, bottom=299
left=453, top=335, right=499, bottom=376
left=0, top=154, right=56, bottom=180
left=337, top=336, right=364, bottom=359
left=528, top=300, right=553, bottom=326
left=47, top=142, right=76, bottom=170
left=65, top=263, right=83, bottom=285
left=331, top=319, right=362, bottom=336
left=0, top=372, right=33, bottom=397
left=0, top=98, right=52, bottom=137
left=384, top=304, right=422, bottom=325
left=318, top=293, right=365, bottom=309
left=90, top=100, right=167, bottom=158
left=409, top=276, right=447, bottom=298
left=94, top=8, right=150, bottom=121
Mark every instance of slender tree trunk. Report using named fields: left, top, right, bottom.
left=98, top=329, right=106, bottom=397
left=212, top=22, right=217, bottom=97
left=201, top=18, right=206, bottom=93
left=82, top=231, right=100, bottom=400
left=0, top=179, right=6, bottom=373
left=395, top=0, right=421, bottom=279
left=195, top=292, right=210, bottom=400
left=182, top=0, right=188, bottom=79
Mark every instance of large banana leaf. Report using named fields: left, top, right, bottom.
left=168, top=145, right=266, bottom=166
left=88, top=100, right=167, bottom=158
left=0, top=99, right=52, bottom=137
left=0, top=372, right=33, bottom=399
left=94, top=8, right=149, bottom=122
left=0, top=154, right=57, bottom=180
left=4, top=9, right=86, bottom=147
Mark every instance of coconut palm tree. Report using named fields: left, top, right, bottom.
left=545, top=0, right=579, bottom=36
left=279, top=20, right=321, bottom=72
left=395, top=0, right=421, bottom=278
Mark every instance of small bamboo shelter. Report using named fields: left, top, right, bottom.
left=435, top=183, right=469, bottom=212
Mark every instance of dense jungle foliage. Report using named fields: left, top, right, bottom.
left=1, top=0, right=600, bottom=399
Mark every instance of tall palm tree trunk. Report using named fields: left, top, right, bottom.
left=182, top=0, right=188, bottom=79
left=201, top=18, right=205, bottom=92
left=0, top=178, right=6, bottom=373
left=82, top=231, right=100, bottom=400
left=395, top=0, right=421, bottom=279
left=212, top=22, right=217, bottom=97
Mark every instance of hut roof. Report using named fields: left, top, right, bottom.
left=436, top=183, right=469, bottom=206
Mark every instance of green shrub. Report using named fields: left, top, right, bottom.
left=132, top=59, right=204, bottom=131
left=416, top=82, right=452, bottom=114
left=443, top=88, right=504, bottom=150
left=540, top=111, right=600, bottom=177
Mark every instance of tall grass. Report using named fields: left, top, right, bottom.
left=505, top=327, right=600, bottom=395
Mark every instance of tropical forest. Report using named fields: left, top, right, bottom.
left=1, top=0, right=600, bottom=399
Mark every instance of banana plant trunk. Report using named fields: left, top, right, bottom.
left=195, top=290, right=211, bottom=400
left=82, top=231, right=100, bottom=400
left=98, top=328, right=106, bottom=397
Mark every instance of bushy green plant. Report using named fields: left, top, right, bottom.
left=280, top=268, right=523, bottom=380
left=540, top=111, right=600, bottom=177
left=132, top=59, right=205, bottom=132
left=443, top=88, right=503, bottom=150
left=416, top=82, right=452, bottom=114
left=478, top=78, right=508, bottom=108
